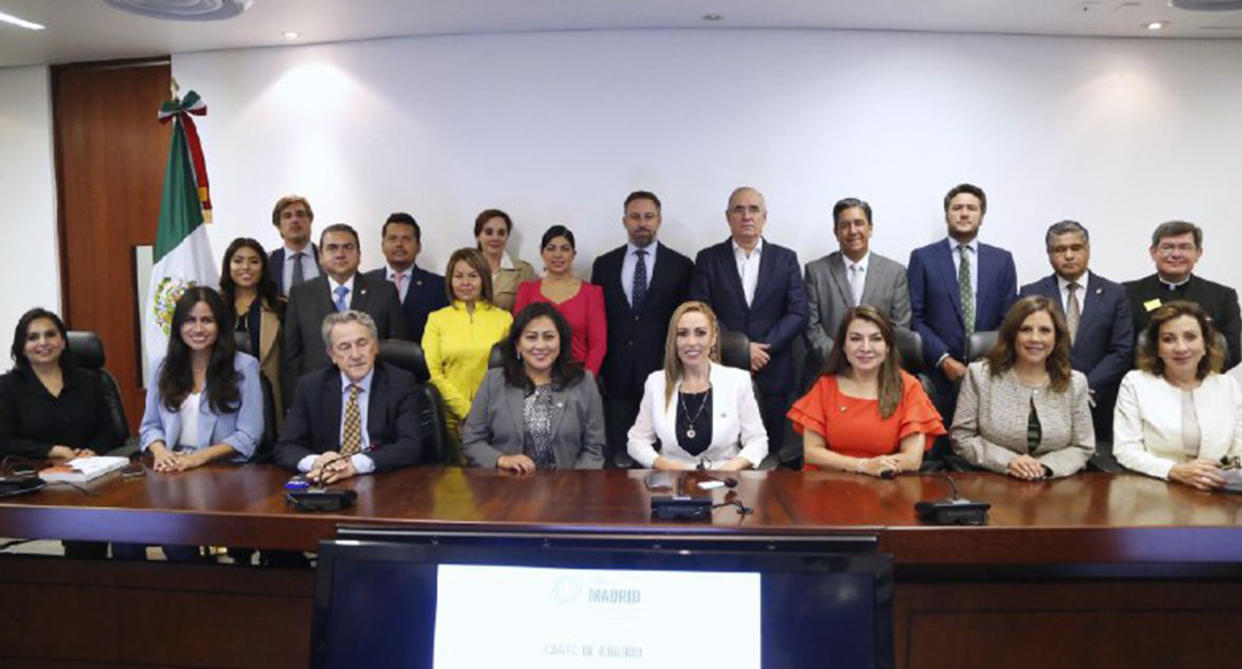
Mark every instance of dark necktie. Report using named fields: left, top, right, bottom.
left=632, top=249, right=648, bottom=313
left=958, top=244, right=974, bottom=333
left=290, top=251, right=305, bottom=289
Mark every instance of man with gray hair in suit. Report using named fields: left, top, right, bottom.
left=803, top=197, right=911, bottom=383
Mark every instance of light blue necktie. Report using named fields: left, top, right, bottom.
left=334, top=285, right=350, bottom=312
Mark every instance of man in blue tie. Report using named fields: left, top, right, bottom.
left=908, top=183, right=1017, bottom=420
left=591, top=191, right=694, bottom=467
left=282, top=224, right=408, bottom=409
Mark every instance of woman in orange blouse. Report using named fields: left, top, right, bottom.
left=787, top=306, right=944, bottom=476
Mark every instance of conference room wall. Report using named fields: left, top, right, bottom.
left=171, top=28, right=1242, bottom=297
left=0, top=65, right=60, bottom=351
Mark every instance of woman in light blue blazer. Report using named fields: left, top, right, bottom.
left=628, top=301, right=768, bottom=471
left=461, top=302, right=605, bottom=472
left=139, top=286, right=263, bottom=470
left=121, top=287, right=262, bottom=562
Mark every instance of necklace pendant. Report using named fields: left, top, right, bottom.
left=686, top=428, right=696, bottom=439
left=840, top=406, right=847, bottom=412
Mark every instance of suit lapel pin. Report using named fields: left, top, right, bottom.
left=556, top=401, right=565, bottom=408
left=1095, top=287, right=1102, bottom=295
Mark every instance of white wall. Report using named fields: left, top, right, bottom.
left=0, top=64, right=59, bottom=368
left=172, top=29, right=1242, bottom=291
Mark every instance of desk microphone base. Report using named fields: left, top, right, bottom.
left=651, top=495, right=713, bottom=521
left=915, top=498, right=990, bottom=525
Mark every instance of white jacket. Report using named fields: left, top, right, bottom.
left=1113, top=370, right=1242, bottom=479
left=627, top=362, right=768, bottom=469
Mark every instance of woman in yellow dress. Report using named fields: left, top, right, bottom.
left=423, top=248, right=514, bottom=443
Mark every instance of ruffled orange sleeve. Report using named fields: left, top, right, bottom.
left=787, top=376, right=835, bottom=437
left=896, top=372, right=946, bottom=448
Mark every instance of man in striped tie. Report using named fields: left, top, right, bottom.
left=275, top=310, right=424, bottom=483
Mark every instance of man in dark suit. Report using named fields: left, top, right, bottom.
left=1020, top=220, right=1133, bottom=440
left=282, top=223, right=409, bottom=408
left=908, top=183, right=1017, bottom=418
left=275, top=310, right=422, bottom=482
left=690, top=186, right=808, bottom=461
left=267, top=194, right=320, bottom=297
left=803, top=197, right=911, bottom=384
left=1124, top=220, right=1240, bottom=368
left=590, top=190, right=694, bottom=467
left=364, top=212, right=447, bottom=344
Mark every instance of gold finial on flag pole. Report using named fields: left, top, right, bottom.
left=169, top=77, right=180, bottom=103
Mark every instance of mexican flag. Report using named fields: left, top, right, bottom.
left=141, top=90, right=217, bottom=370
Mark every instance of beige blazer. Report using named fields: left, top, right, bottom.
left=492, top=256, right=536, bottom=312
left=257, top=301, right=283, bottom=428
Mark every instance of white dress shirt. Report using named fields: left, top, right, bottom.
left=177, top=392, right=203, bottom=448
left=621, top=240, right=659, bottom=306
left=732, top=237, right=764, bottom=307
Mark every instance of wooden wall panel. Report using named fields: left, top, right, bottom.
left=53, top=59, right=171, bottom=433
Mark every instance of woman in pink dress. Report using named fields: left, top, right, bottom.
left=515, top=225, right=607, bottom=376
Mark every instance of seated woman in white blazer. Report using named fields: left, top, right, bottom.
left=1114, top=300, right=1242, bottom=491
left=627, top=301, right=768, bottom=471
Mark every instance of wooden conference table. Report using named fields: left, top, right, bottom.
left=1, top=465, right=1241, bottom=668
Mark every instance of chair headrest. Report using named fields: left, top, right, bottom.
left=894, top=328, right=923, bottom=375
left=718, top=328, right=751, bottom=372
left=967, top=330, right=999, bottom=363
left=488, top=342, right=504, bottom=369
left=377, top=339, right=430, bottom=383
left=65, top=331, right=105, bottom=369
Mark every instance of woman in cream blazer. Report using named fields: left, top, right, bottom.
left=1114, top=300, right=1242, bottom=490
left=627, top=301, right=768, bottom=471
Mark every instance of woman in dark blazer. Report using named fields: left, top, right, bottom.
left=0, top=308, right=124, bottom=461
left=461, top=302, right=605, bottom=471
left=0, top=308, right=125, bottom=558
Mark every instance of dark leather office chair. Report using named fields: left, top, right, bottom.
left=718, top=328, right=751, bottom=372
left=715, top=328, right=786, bottom=470
left=893, top=328, right=948, bottom=471
left=232, top=332, right=277, bottom=461
left=966, top=330, right=999, bottom=363
left=488, top=342, right=505, bottom=369
left=65, top=331, right=130, bottom=454
left=378, top=339, right=449, bottom=464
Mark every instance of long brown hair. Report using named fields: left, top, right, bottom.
left=1136, top=300, right=1224, bottom=380
left=662, top=301, right=721, bottom=409
left=821, top=306, right=903, bottom=418
left=984, top=296, right=1072, bottom=393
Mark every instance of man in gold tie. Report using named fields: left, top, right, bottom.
left=1020, top=220, right=1133, bottom=441
left=275, top=310, right=424, bottom=483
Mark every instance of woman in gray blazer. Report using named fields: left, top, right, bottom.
left=461, top=302, right=605, bottom=471
left=951, top=296, right=1095, bottom=479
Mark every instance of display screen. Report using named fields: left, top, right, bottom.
left=311, top=539, right=890, bottom=669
